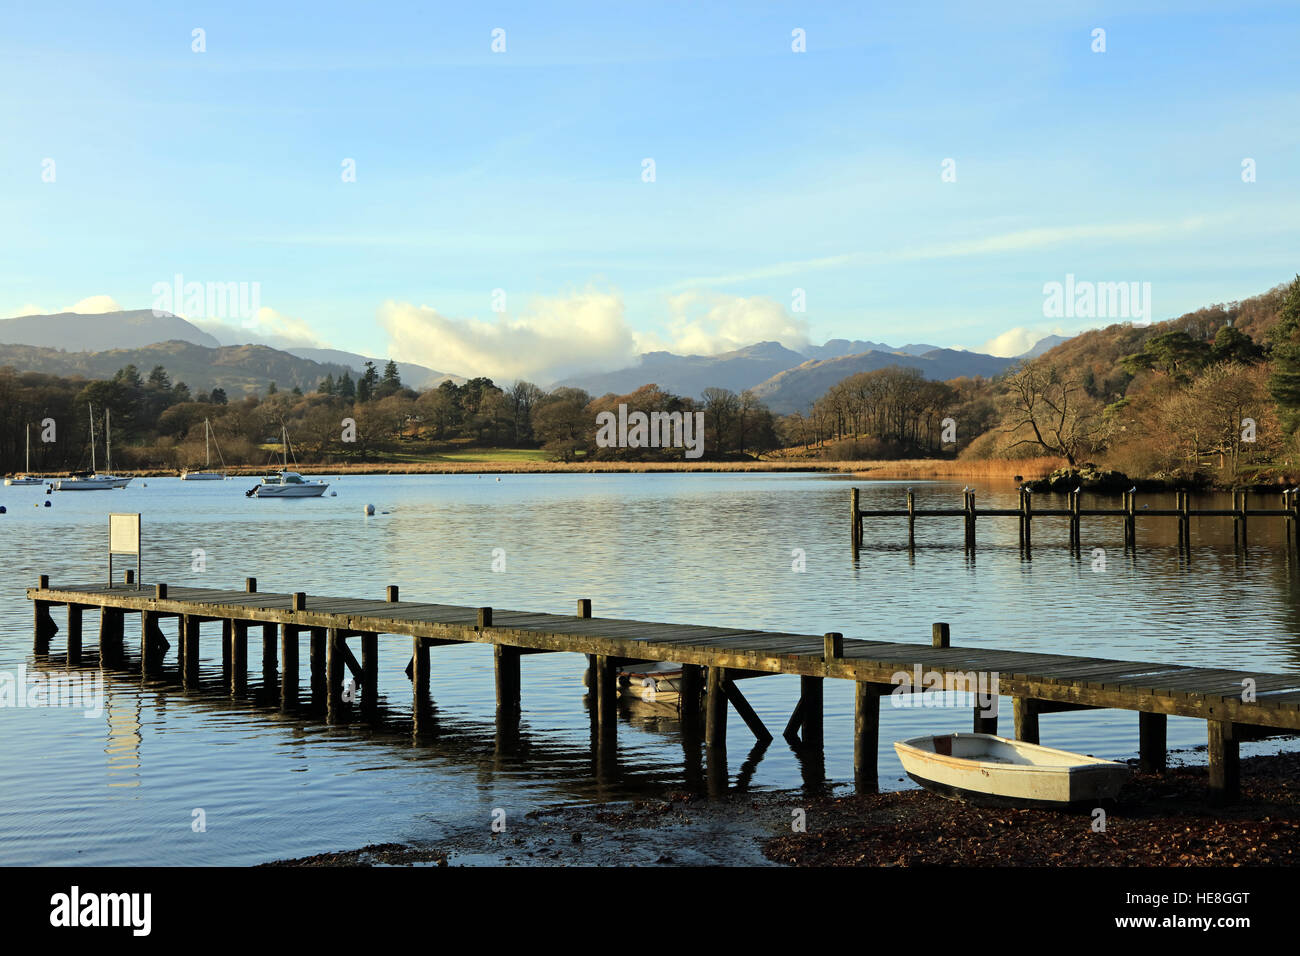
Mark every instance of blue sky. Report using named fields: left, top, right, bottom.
left=2, top=1, right=1298, bottom=382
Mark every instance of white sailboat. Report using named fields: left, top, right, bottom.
left=180, top=418, right=227, bottom=480
left=4, top=425, right=46, bottom=485
left=54, top=406, right=133, bottom=491
left=247, top=426, right=328, bottom=498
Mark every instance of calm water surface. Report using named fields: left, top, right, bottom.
left=2, top=473, right=1299, bottom=865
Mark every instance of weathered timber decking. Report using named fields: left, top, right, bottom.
left=27, top=578, right=1300, bottom=803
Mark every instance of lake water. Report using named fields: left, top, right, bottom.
left=2, top=472, right=1298, bottom=865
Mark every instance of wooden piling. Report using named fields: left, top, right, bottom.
left=1139, top=711, right=1167, bottom=773
left=182, top=615, right=200, bottom=688
left=140, top=611, right=164, bottom=677
left=1017, top=488, right=1026, bottom=549
left=386, top=585, right=399, bottom=602
left=220, top=618, right=232, bottom=684
left=309, top=627, right=326, bottom=698
left=824, top=632, right=843, bottom=662
left=850, top=487, right=861, bottom=550
left=853, top=682, right=881, bottom=792
left=495, top=644, right=521, bottom=715
left=33, top=575, right=56, bottom=653
left=932, top=622, right=950, bottom=648
left=98, top=607, right=123, bottom=667
left=261, top=623, right=277, bottom=677
left=906, top=489, right=915, bottom=549
left=411, top=635, right=431, bottom=732
left=231, top=621, right=248, bottom=695
left=325, top=628, right=345, bottom=711
left=680, top=663, right=702, bottom=731
left=67, top=604, right=83, bottom=665
left=964, top=491, right=975, bottom=550
left=595, top=654, right=618, bottom=740
left=1023, top=490, right=1033, bottom=551
left=798, top=675, right=823, bottom=748
left=1207, top=719, right=1239, bottom=803
left=1013, top=697, right=1039, bottom=744
left=275, top=624, right=298, bottom=706
left=245, top=577, right=257, bottom=593
left=361, top=632, right=378, bottom=710
left=705, top=666, right=728, bottom=747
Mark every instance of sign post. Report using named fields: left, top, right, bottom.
left=109, top=513, right=141, bottom=589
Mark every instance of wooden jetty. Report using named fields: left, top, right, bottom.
left=27, top=574, right=1300, bottom=803
left=851, top=486, right=1300, bottom=552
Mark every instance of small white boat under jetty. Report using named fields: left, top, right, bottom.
left=894, top=733, right=1130, bottom=809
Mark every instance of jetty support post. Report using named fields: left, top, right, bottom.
left=261, top=624, right=277, bottom=683
left=1240, top=489, right=1249, bottom=548
left=309, top=628, right=326, bottom=701
left=705, top=666, right=728, bottom=748
left=141, top=608, right=168, bottom=678
left=963, top=490, right=976, bottom=550
left=1013, top=697, right=1039, bottom=744
left=1124, top=490, right=1136, bottom=549
left=850, top=487, right=861, bottom=552
left=1023, top=489, right=1033, bottom=552
left=495, top=644, right=521, bottom=717
left=411, top=635, right=431, bottom=734
left=906, top=489, right=915, bottom=550
left=853, top=681, right=881, bottom=793
left=361, top=632, right=378, bottom=712
left=98, top=606, right=124, bottom=667
left=1178, top=490, right=1191, bottom=551
left=1139, top=711, right=1167, bottom=773
left=181, top=615, right=200, bottom=688
left=1207, top=719, right=1239, bottom=804
left=280, top=624, right=300, bottom=705
left=325, top=627, right=345, bottom=715
left=1069, top=489, right=1081, bottom=550
left=231, top=620, right=248, bottom=695
left=594, top=654, right=618, bottom=743
left=1018, top=488, right=1026, bottom=550
left=33, top=575, right=57, bottom=653
left=797, top=675, right=824, bottom=749
left=220, top=619, right=232, bottom=684
left=67, top=604, right=83, bottom=665
left=681, top=664, right=703, bottom=733
left=973, top=671, right=998, bottom=735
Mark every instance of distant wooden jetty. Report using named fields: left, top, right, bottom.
left=27, top=575, right=1300, bottom=803
left=851, top=487, right=1300, bottom=552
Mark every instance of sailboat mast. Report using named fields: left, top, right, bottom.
left=205, top=419, right=211, bottom=468
left=88, top=403, right=96, bottom=473
left=25, top=424, right=30, bottom=473
left=106, top=408, right=112, bottom=473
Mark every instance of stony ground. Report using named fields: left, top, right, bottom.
left=265, top=751, right=1300, bottom=867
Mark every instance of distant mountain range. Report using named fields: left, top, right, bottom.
left=562, top=335, right=1065, bottom=412
left=750, top=347, right=1017, bottom=414
left=0, top=309, right=223, bottom=351
left=0, top=308, right=1070, bottom=412
left=0, top=339, right=359, bottom=396
left=0, top=310, right=459, bottom=392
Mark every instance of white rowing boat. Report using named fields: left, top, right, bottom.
left=893, top=732, right=1130, bottom=808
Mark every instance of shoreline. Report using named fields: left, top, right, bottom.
left=265, top=748, right=1300, bottom=867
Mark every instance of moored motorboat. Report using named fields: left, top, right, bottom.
left=893, top=732, right=1130, bottom=808
left=248, top=470, right=329, bottom=498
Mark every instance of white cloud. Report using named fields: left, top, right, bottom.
left=651, top=293, right=810, bottom=355
left=976, top=325, right=1069, bottom=357
left=379, top=289, right=638, bottom=384
left=4, top=303, right=46, bottom=318
left=65, top=295, right=122, bottom=314
left=191, top=307, right=330, bottom=349
left=5, top=296, right=123, bottom=317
